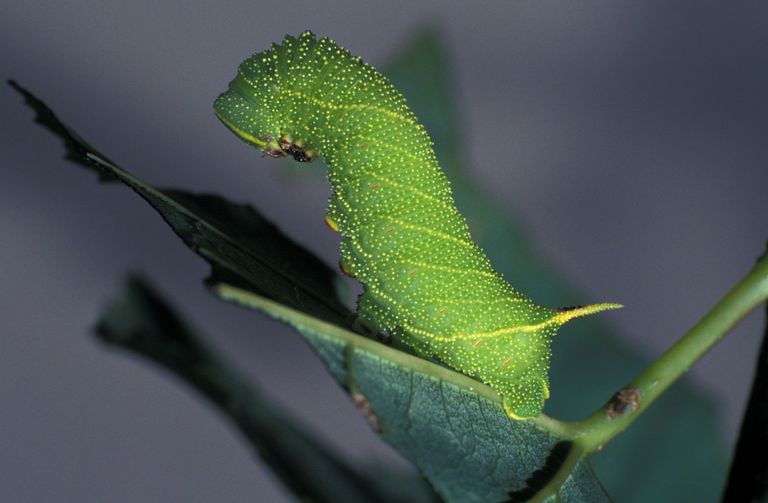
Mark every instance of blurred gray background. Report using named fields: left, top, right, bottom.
left=2, top=1, right=767, bottom=501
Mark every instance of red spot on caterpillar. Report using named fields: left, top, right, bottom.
left=407, top=269, right=417, bottom=277
left=371, top=183, right=380, bottom=190
left=503, top=357, right=513, bottom=366
left=386, top=226, right=395, bottom=235
left=437, top=306, right=447, bottom=315
left=472, top=339, right=482, bottom=349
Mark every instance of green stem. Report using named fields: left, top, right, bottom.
left=570, top=253, right=768, bottom=452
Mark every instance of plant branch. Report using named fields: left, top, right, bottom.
left=569, top=252, right=768, bottom=452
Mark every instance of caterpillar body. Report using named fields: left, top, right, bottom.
left=214, top=31, right=620, bottom=419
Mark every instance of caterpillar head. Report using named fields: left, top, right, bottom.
left=214, top=93, right=315, bottom=162
left=214, top=34, right=319, bottom=162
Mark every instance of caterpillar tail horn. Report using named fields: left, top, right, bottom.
left=555, top=303, right=623, bottom=325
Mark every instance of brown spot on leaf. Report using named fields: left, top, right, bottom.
left=352, top=392, right=381, bottom=433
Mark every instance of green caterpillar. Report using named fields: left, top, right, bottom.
left=214, top=31, right=620, bottom=419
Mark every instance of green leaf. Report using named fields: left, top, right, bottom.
left=8, top=80, right=119, bottom=183
left=96, top=275, right=437, bottom=503
left=10, top=77, right=349, bottom=328
left=13, top=81, right=610, bottom=501
left=214, top=282, right=610, bottom=503
left=383, top=28, right=727, bottom=502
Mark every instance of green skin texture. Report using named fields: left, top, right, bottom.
left=214, top=31, right=619, bottom=419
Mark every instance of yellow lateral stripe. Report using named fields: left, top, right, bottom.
left=428, top=296, right=527, bottom=307
left=334, top=169, right=617, bottom=347
left=334, top=177, right=456, bottom=242
left=234, top=70, right=447, bottom=210
left=236, top=40, right=416, bottom=126
left=435, top=303, right=624, bottom=342
left=354, top=166, right=452, bottom=209
left=273, top=84, right=416, bottom=126
left=339, top=220, right=423, bottom=320
left=343, top=232, right=564, bottom=344
left=334, top=193, right=486, bottom=279
left=554, top=303, right=623, bottom=324
left=387, top=217, right=475, bottom=248
left=360, top=135, right=437, bottom=166
left=214, top=111, right=268, bottom=147
left=236, top=68, right=448, bottom=211
left=429, top=318, right=560, bottom=342
left=399, top=259, right=498, bottom=279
